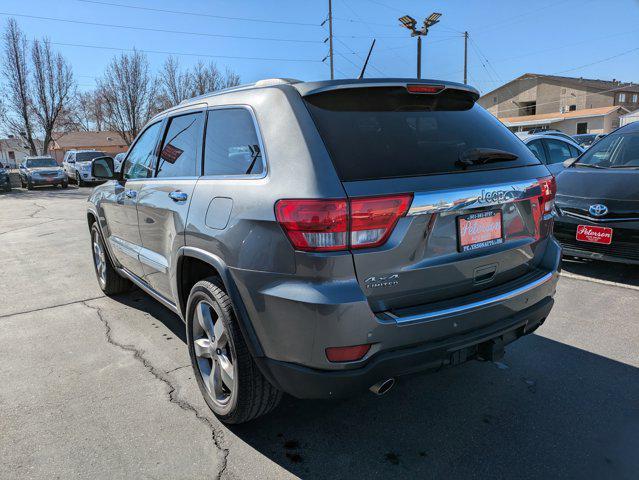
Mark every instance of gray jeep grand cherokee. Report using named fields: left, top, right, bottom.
left=87, top=78, right=560, bottom=424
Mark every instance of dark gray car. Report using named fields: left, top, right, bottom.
left=87, top=78, right=560, bottom=424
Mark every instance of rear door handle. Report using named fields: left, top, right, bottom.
left=169, top=190, right=188, bottom=202
left=125, top=189, right=137, bottom=199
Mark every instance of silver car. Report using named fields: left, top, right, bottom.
left=87, top=78, right=560, bottom=424
left=517, top=133, right=585, bottom=176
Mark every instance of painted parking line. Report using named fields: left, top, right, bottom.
left=560, top=271, right=639, bottom=292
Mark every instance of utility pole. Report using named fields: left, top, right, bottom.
left=328, top=0, right=334, bottom=80
left=463, top=31, right=468, bottom=84
left=399, top=13, right=442, bottom=80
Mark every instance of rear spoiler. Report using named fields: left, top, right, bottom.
left=294, top=79, right=480, bottom=102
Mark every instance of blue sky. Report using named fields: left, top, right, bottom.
left=2, top=0, right=639, bottom=95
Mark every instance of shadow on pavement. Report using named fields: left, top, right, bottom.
left=561, top=257, right=639, bottom=288
left=230, top=335, right=639, bottom=479
left=116, top=289, right=639, bottom=479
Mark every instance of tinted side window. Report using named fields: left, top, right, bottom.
left=157, top=112, right=203, bottom=178
left=545, top=139, right=573, bottom=164
left=568, top=144, right=581, bottom=158
left=527, top=139, right=547, bottom=163
left=124, top=122, right=162, bottom=180
left=204, top=109, right=263, bottom=176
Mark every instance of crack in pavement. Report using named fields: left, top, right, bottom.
left=28, top=202, right=47, bottom=218
left=82, top=300, right=230, bottom=479
left=0, top=295, right=106, bottom=319
left=0, top=218, right=59, bottom=236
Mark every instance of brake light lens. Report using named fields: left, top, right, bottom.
left=275, top=199, right=348, bottom=251
left=406, top=84, right=445, bottom=94
left=538, top=176, right=556, bottom=213
left=350, top=194, right=412, bottom=248
left=325, top=344, right=371, bottom=362
left=275, top=194, right=412, bottom=252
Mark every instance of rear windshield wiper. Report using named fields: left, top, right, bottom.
left=573, top=162, right=607, bottom=169
left=456, top=148, right=518, bottom=168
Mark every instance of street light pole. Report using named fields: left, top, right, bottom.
left=399, top=12, right=442, bottom=80
left=417, top=36, right=422, bottom=79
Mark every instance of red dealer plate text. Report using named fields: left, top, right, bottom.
left=576, top=225, right=613, bottom=245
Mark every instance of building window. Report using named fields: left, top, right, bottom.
left=619, top=93, right=626, bottom=102
left=8, top=151, right=15, bottom=160
left=633, top=94, right=638, bottom=103
left=568, top=105, right=576, bottom=111
left=493, top=96, right=497, bottom=104
left=576, top=122, right=588, bottom=134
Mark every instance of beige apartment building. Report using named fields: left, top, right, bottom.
left=478, top=73, right=637, bottom=134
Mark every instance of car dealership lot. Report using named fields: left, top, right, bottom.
left=1, top=188, right=638, bottom=480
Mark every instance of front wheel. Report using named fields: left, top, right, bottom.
left=186, top=278, right=282, bottom=424
left=76, top=172, right=85, bottom=187
left=27, top=181, right=33, bottom=190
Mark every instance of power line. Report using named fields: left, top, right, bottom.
left=553, top=47, right=639, bottom=75
left=76, top=0, right=322, bottom=26
left=0, top=12, right=323, bottom=44
left=50, top=41, right=323, bottom=63
left=472, top=0, right=575, bottom=34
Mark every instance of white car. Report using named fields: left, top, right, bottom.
left=62, top=150, right=107, bottom=186
left=516, top=133, right=584, bottom=176
left=113, top=152, right=127, bottom=173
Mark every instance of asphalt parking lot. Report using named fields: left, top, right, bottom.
left=1, top=186, right=638, bottom=480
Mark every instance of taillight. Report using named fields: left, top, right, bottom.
left=350, top=194, right=412, bottom=249
left=538, top=176, right=556, bottom=214
left=275, top=199, right=348, bottom=251
left=275, top=194, right=412, bottom=252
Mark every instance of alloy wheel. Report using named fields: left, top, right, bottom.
left=192, top=300, right=236, bottom=408
left=92, top=230, right=107, bottom=286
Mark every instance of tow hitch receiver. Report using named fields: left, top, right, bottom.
left=478, top=337, right=505, bottom=362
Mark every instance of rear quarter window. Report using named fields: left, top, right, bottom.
left=304, top=87, right=540, bottom=181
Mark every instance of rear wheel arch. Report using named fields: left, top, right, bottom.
left=175, top=247, right=265, bottom=359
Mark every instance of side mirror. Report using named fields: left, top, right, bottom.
left=563, top=157, right=578, bottom=168
left=92, top=156, right=116, bottom=179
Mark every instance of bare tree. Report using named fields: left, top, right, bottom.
left=1, top=19, right=37, bottom=155
left=67, top=89, right=107, bottom=131
left=222, top=67, right=241, bottom=89
left=190, top=61, right=222, bottom=97
left=98, top=50, right=158, bottom=145
left=159, top=56, right=192, bottom=108
left=189, top=61, right=241, bottom=97
left=31, top=38, right=75, bottom=153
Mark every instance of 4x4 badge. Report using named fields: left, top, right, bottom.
left=364, top=274, right=400, bottom=289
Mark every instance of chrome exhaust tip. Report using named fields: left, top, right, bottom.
left=369, top=378, right=395, bottom=396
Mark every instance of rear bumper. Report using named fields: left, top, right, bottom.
left=258, top=296, right=553, bottom=399
left=29, top=177, right=66, bottom=186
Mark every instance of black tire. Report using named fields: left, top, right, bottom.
left=186, top=278, right=282, bottom=424
left=90, top=223, right=131, bottom=295
left=76, top=172, right=86, bottom=187
left=27, top=181, right=33, bottom=190
left=61, top=180, right=68, bottom=189
left=20, top=178, right=25, bottom=188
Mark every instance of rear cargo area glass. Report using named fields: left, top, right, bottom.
left=304, top=87, right=540, bottom=181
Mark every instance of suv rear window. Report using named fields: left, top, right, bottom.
left=304, top=87, right=540, bottom=181
left=76, top=151, right=105, bottom=162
